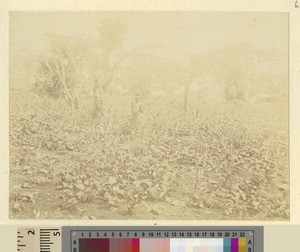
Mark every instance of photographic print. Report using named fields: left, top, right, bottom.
left=9, top=12, right=289, bottom=220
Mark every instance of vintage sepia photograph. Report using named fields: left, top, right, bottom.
left=9, top=12, right=289, bottom=220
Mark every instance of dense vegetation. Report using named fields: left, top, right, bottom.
left=9, top=91, right=289, bottom=220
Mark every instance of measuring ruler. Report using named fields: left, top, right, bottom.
left=17, top=227, right=61, bottom=252
left=16, top=226, right=263, bottom=251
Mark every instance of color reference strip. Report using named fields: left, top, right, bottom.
left=78, top=238, right=247, bottom=252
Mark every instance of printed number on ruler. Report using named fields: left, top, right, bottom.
left=17, top=227, right=61, bottom=252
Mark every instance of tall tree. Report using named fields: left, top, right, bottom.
left=92, top=19, right=126, bottom=118
left=34, top=34, right=92, bottom=112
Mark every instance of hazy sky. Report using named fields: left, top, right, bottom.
left=10, top=11, right=289, bottom=62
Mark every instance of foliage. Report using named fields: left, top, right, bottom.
left=9, top=93, right=289, bottom=220
left=33, top=61, right=62, bottom=98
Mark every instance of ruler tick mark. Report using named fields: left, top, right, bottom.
left=18, top=227, right=61, bottom=252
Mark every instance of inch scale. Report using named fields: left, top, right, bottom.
left=17, top=227, right=61, bottom=252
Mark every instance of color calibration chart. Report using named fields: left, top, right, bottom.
left=62, top=226, right=263, bottom=252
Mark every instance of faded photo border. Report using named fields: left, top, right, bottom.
left=0, top=0, right=300, bottom=226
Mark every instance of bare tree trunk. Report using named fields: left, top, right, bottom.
left=70, top=56, right=81, bottom=111
left=71, top=88, right=79, bottom=112
left=53, top=50, right=75, bottom=110
left=183, top=81, right=191, bottom=112
left=91, top=56, right=117, bottom=119
left=46, top=46, right=84, bottom=114
left=46, top=60, right=72, bottom=108
left=92, top=82, right=104, bottom=119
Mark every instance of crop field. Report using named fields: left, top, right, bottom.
left=9, top=90, right=289, bottom=220
left=9, top=12, right=289, bottom=220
